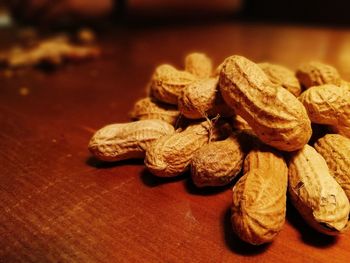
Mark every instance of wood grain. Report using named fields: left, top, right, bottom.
left=1, top=22, right=350, bottom=262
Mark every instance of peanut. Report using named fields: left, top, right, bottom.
left=149, top=64, right=197, bottom=105
left=145, top=121, right=220, bottom=177
left=130, top=97, right=180, bottom=125
left=88, top=119, right=175, bottom=162
left=231, top=148, right=288, bottom=245
left=259, top=62, right=301, bottom=96
left=296, top=61, right=342, bottom=89
left=191, top=134, right=245, bottom=187
left=178, top=77, right=233, bottom=119
left=184, top=52, right=212, bottom=78
left=288, top=144, right=350, bottom=235
left=219, top=55, right=311, bottom=151
left=314, top=134, right=350, bottom=200
left=299, top=84, right=350, bottom=138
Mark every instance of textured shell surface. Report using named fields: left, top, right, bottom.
left=288, top=144, right=350, bottom=234
left=191, top=134, right=244, bottom=187
left=231, top=148, right=288, bottom=245
left=145, top=121, right=219, bottom=177
left=296, top=61, right=342, bottom=89
left=178, top=77, right=233, bottom=119
left=315, top=134, right=350, bottom=200
left=184, top=52, right=213, bottom=78
left=259, top=62, right=301, bottom=96
left=88, top=120, right=175, bottom=162
left=130, top=97, right=180, bottom=125
left=299, top=84, right=350, bottom=125
left=219, top=55, right=311, bottom=151
left=150, top=64, right=197, bottom=105
left=232, top=115, right=255, bottom=136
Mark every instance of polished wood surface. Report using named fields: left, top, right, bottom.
left=1, top=22, right=350, bottom=262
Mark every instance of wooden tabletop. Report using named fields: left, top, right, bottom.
left=1, top=22, right=350, bottom=262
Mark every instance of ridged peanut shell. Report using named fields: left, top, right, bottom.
left=130, top=97, right=180, bottom=125
left=299, top=84, right=350, bottom=125
left=315, top=134, right=350, bottom=200
left=178, top=78, right=233, bottom=119
left=184, top=52, right=212, bottom=78
left=299, top=84, right=350, bottom=138
left=231, top=148, right=288, bottom=245
left=150, top=64, right=197, bottom=105
left=296, top=61, right=342, bottom=89
left=191, top=134, right=244, bottom=187
left=145, top=121, right=220, bottom=177
left=259, top=62, right=301, bottom=96
left=89, top=120, right=175, bottom=162
left=219, top=55, right=311, bottom=151
left=288, top=144, right=350, bottom=235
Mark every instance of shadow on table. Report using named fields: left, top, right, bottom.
left=286, top=201, right=338, bottom=248
left=222, top=206, right=270, bottom=255
left=184, top=178, right=233, bottom=196
left=86, top=156, right=144, bottom=169
left=140, top=168, right=188, bottom=187
left=184, top=169, right=243, bottom=196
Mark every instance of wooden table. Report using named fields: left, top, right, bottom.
left=1, top=22, right=350, bottom=262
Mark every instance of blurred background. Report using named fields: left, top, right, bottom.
left=2, top=0, right=350, bottom=28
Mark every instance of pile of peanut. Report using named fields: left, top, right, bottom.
left=88, top=53, right=350, bottom=245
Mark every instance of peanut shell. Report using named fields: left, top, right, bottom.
left=178, top=77, right=233, bottom=119
left=149, top=64, right=197, bottom=105
left=89, top=119, right=175, bottom=162
left=296, top=61, right=342, bottom=89
left=130, top=97, right=180, bottom=125
left=315, top=134, right=350, bottom=200
left=191, top=134, right=244, bottom=187
left=231, top=148, right=288, bottom=245
left=299, top=84, right=350, bottom=138
left=184, top=52, right=212, bottom=78
left=145, top=121, right=220, bottom=177
left=219, top=55, right=311, bottom=151
left=288, top=144, right=350, bottom=235
left=259, top=62, right=301, bottom=96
